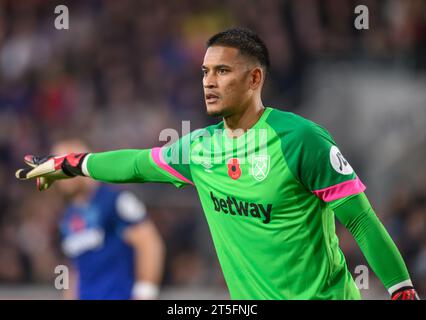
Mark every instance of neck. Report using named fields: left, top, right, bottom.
left=223, top=98, right=265, bottom=138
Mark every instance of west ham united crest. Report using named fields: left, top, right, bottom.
left=251, top=155, right=270, bottom=181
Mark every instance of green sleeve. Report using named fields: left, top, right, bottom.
left=283, top=115, right=358, bottom=192
left=267, top=110, right=364, bottom=202
left=86, top=149, right=190, bottom=188
left=332, top=192, right=411, bottom=291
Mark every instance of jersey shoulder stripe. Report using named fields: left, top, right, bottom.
left=153, top=121, right=225, bottom=186
left=151, top=147, right=194, bottom=185
left=312, top=176, right=365, bottom=202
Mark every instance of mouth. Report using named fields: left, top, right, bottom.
left=205, top=93, right=219, bottom=104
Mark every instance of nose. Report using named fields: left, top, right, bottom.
left=203, top=72, right=217, bottom=89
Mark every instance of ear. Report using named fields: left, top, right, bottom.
left=249, top=67, right=263, bottom=90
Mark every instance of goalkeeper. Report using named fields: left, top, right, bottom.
left=16, top=28, right=419, bottom=300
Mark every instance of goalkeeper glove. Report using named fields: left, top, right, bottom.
left=391, top=286, right=420, bottom=300
left=15, top=153, right=88, bottom=191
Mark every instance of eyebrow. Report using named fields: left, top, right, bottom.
left=201, top=64, right=232, bottom=70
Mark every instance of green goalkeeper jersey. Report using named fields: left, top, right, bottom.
left=89, top=107, right=367, bottom=299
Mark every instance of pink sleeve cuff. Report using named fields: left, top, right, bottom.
left=313, top=176, right=366, bottom=202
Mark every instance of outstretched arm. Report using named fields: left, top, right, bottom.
left=86, top=149, right=191, bottom=187
left=16, top=148, right=193, bottom=190
left=332, top=192, right=419, bottom=300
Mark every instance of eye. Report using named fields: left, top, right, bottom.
left=218, top=68, right=228, bottom=75
left=202, top=69, right=208, bottom=76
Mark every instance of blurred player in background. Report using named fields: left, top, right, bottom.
left=52, top=138, right=165, bottom=300
left=16, top=28, right=420, bottom=300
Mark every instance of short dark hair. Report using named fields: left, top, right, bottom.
left=207, top=27, right=270, bottom=72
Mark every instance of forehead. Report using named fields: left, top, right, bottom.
left=203, top=46, right=245, bottom=67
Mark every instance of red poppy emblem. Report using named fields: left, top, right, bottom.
left=227, top=158, right=241, bottom=180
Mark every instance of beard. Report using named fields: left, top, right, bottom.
left=206, top=109, right=225, bottom=117
left=206, top=102, right=223, bottom=117
left=206, top=103, right=235, bottom=118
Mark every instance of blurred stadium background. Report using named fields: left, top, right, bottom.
left=0, top=0, right=425, bottom=299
